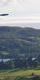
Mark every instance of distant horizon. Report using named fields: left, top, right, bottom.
left=0, top=23, right=40, bottom=29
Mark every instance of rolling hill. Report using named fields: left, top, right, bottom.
left=0, top=27, right=40, bottom=59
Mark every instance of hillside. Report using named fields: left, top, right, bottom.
left=0, top=27, right=40, bottom=59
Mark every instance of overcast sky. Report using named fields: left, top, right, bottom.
left=0, top=0, right=40, bottom=27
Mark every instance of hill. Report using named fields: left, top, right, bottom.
left=0, top=27, right=40, bottom=58
left=0, top=26, right=40, bottom=68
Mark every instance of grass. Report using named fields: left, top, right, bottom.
left=0, top=69, right=40, bottom=80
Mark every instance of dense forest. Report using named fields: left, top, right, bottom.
left=0, top=27, right=40, bottom=69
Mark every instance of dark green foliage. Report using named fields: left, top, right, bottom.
left=0, top=27, right=40, bottom=58
left=15, top=76, right=40, bottom=80
left=0, top=27, right=40, bottom=68
left=15, top=77, right=29, bottom=80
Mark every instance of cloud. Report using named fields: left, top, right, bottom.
left=0, top=0, right=40, bottom=27
left=16, top=0, right=40, bottom=17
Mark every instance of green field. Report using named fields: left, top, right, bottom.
left=0, top=69, right=40, bottom=80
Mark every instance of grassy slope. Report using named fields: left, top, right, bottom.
left=0, top=69, right=40, bottom=80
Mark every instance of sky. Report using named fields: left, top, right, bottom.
left=0, top=0, right=40, bottom=28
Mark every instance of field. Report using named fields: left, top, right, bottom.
left=0, top=69, right=40, bottom=80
